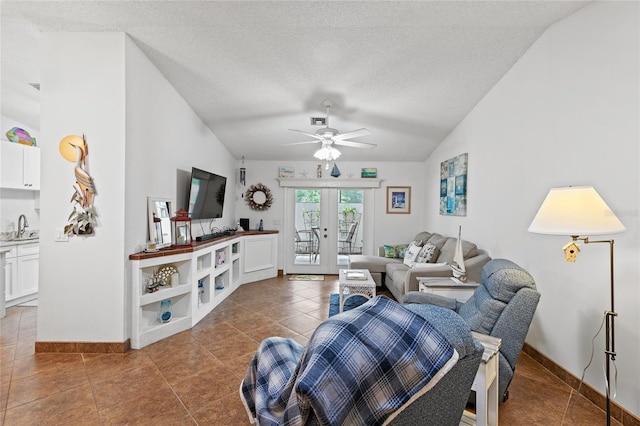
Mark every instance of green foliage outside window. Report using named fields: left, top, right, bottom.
left=296, top=190, right=320, bottom=203
left=339, top=190, right=363, bottom=203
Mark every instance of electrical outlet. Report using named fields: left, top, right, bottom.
left=272, top=219, right=281, bottom=226
left=55, top=228, right=68, bottom=242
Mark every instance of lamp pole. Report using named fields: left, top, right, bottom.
left=574, top=237, right=616, bottom=426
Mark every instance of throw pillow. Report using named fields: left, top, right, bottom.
left=403, top=244, right=422, bottom=266
left=395, top=243, right=410, bottom=258
left=383, top=245, right=398, bottom=258
left=416, top=243, right=439, bottom=264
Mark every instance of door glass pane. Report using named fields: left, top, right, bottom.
left=337, top=190, right=363, bottom=265
left=294, top=189, right=320, bottom=265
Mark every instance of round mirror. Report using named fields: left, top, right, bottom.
left=246, top=183, right=273, bottom=211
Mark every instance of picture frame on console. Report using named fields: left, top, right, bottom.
left=386, top=186, right=411, bottom=214
left=147, top=197, right=174, bottom=249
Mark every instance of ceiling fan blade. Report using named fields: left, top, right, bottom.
left=334, top=140, right=377, bottom=149
left=284, top=140, right=321, bottom=146
left=288, top=129, right=323, bottom=140
left=332, top=128, right=371, bottom=141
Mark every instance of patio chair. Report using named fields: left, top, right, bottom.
left=295, top=227, right=317, bottom=262
left=338, top=221, right=359, bottom=254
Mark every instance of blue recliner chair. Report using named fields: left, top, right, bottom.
left=241, top=296, right=483, bottom=426
left=403, top=258, right=541, bottom=403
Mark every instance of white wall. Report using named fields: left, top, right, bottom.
left=0, top=189, right=39, bottom=233
left=39, top=33, right=127, bottom=342
left=423, top=2, right=639, bottom=416
left=36, top=33, right=238, bottom=344
left=235, top=160, right=427, bottom=268
left=123, top=36, right=237, bottom=255
left=123, top=37, right=237, bottom=339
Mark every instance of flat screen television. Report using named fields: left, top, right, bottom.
left=187, top=167, right=227, bottom=220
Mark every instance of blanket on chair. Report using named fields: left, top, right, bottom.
left=240, top=296, right=458, bottom=426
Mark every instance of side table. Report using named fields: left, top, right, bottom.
left=417, top=277, right=479, bottom=303
left=338, top=269, right=376, bottom=313
left=461, top=332, right=501, bottom=426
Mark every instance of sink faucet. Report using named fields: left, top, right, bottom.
left=17, top=214, right=29, bottom=238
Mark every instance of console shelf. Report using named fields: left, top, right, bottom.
left=130, top=231, right=278, bottom=349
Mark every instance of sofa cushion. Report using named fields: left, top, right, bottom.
left=415, top=243, right=439, bottom=263
left=413, top=231, right=433, bottom=245
left=386, top=262, right=410, bottom=287
left=349, top=255, right=400, bottom=274
left=436, top=238, right=478, bottom=263
left=426, top=233, right=448, bottom=251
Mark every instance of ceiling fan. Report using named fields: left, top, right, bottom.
left=287, top=100, right=376, bottom=163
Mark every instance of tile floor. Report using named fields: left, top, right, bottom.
left=0, top=275, right=621, bottom=425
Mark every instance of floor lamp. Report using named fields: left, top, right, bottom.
left=528, top=186, right=625, bottom=426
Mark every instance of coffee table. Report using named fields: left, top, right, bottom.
left=338, top=269, right=376, bottom=313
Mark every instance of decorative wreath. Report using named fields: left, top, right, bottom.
left=245, top=183, right=274, bottom=211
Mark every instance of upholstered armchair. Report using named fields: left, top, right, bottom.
left=403, top=258, right=541, bottom=403
left=241, top=297, right=483, bottom=426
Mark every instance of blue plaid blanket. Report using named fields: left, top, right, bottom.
left=240, top=296, right=457, bottom=426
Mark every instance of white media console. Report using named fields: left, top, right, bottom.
left=129, top=231, right=278, bottom=349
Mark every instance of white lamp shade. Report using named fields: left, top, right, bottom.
left=528, top=186, right=625, bottom=236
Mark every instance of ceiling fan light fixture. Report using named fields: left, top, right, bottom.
left=313, top=145, right=341, bottom=161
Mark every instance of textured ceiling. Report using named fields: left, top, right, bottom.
left=1, top=1, right=589, bottom=162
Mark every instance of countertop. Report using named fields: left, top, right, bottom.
left=0, top=238, right=39, bottom=248
left=0, top=231, right=39, bottom=248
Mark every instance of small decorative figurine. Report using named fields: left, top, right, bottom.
left=146, top=275, right=162, bottom=293
left=6, top=127, right=36, bottom=146
left=563, top=242, right=581, bottom=262
left=331, top=163, right=341, bottom=178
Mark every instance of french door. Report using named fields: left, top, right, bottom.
left=284, top=186, right=373, bottom=275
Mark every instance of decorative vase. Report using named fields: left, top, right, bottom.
left=158, top=299, right=172, bottom=323
left=215, top=276, right=224, bottom=290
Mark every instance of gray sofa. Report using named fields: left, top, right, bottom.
left=349, top=231, right=491, bottom=301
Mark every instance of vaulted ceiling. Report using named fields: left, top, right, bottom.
left=1, top=1, right=589, bottom=162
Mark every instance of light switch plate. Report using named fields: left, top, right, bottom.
left=55, top=228, right=68, bottom=242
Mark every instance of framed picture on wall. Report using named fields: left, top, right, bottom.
left=279, top=166, right=295, bottom=178
left=361, top=168, right=377, bottom=178
left=386, top=186, right=411, bottom=214
left=439, top=153, right=468, bottom=216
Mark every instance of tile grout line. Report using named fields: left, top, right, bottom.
left=80, top=352, right=104, bottom=425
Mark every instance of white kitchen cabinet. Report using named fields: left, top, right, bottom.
left=4, top=243, right=39, bottom=307
left=0, top=141, right=40, bottom=190
left=4, top=248, right=17, bottom=301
